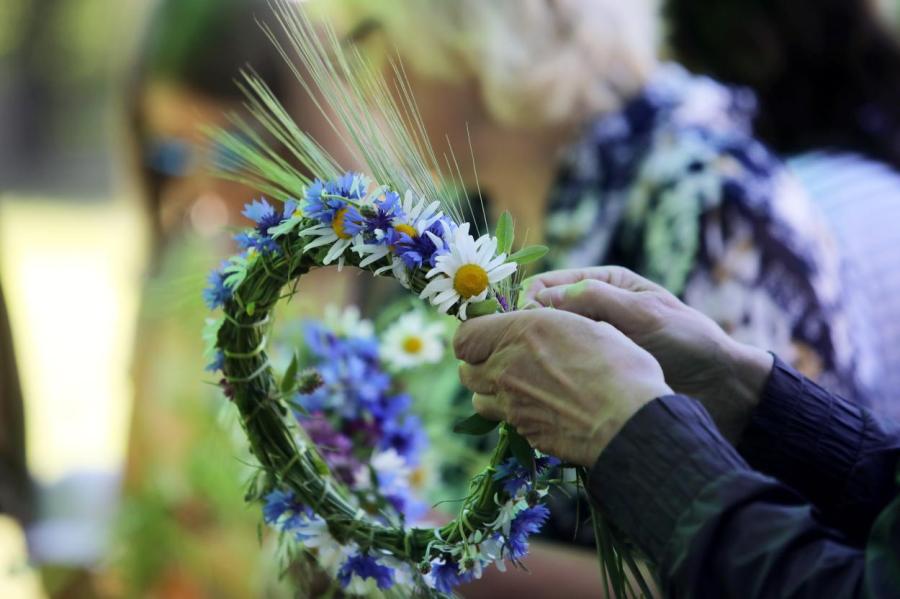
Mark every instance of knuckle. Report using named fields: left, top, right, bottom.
left=581, top=278, right=605, bottom=297
left=641, top=292, right=671, bottom=323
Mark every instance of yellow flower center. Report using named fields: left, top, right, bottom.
left=394, top=223, right=418, bottom=238
left=402, top=335, right=424, bottom=354
left=453, top=264, right=489, bottom=299
left=332, top=207, right=353, bottom=240
left=409, top=467, right=426, bottom=488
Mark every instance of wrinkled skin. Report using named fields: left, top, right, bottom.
left=454, top=308, right=672, bottom=467
left=521, top=266, right=774, bottom=442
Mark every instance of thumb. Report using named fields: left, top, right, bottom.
left=535, top=279, right=633, bottom=327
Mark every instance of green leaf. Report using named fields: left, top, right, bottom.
left=507, top=426, right=534, bottom=470
left=246, top=302, right=256, bottom=316
left=495, top=210, right=514, bottom=255
left=508, top=245, right=549, bottom=265
left=280, top=352, right=299, bottom=397
left=466, top=298, right=501, bottom=318
left=452, top=413, right=501, bottom=435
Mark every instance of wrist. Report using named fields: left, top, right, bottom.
left=712, top=340, right=774, bottom=442
left=586, top=381, right=672, bottom=466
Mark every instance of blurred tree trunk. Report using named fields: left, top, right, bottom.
left=0, top=280, right=32, bottom=525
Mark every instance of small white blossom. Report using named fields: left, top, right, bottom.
left=381, top=311, right=445, bottom=370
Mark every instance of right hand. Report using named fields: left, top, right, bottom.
left=522, top=266, right=774, bottom=441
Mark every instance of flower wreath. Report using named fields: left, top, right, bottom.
left=201, top=3, right=650, bottom=597
left=205, top=177, right=556, bottom=596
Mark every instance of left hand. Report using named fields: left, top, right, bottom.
left=454, top=308, right=672, bottom=467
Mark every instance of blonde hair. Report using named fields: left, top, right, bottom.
left=324, top=0, right=659, bottom=127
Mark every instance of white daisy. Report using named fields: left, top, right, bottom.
left=381, top=311, right=445, bottom=370
left=300, top=201, right=368, bottom=266
left=323, top=305, right=374, bottom=339
left=419, top=223, right=517, bottom=320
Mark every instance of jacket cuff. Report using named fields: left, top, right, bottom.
left=587, top=395, right=750, bottom=562
left=737, top=356, right=871, bottom=518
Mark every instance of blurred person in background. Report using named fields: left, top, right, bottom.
left=667, top=0, right=900, bottom=420
left=117, top=0, right=352, bottom=595
left=326, top=0, right=873, bottom=555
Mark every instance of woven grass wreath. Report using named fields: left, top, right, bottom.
left=201, top=3, right=651, bottom=597
left=205, top=174, right=557, bottom=595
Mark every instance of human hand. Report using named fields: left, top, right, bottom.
left=453, top=308, right=672, bottom=467
left=522, top=266, right=774, bottom=441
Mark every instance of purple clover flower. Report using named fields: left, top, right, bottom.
left=337, top=553, right=394, bottom=590
left=299, top=413, right=360, bottom=484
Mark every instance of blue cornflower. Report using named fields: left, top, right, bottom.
left=297, top=326, right=391, bottom=419
left=234, top=230, right=279, bottom=254
left=303, top=322, right=342, bottom=359
left=329, top=172, right=369, bottom=199
left=394, top=218, right=451, bottom=269
left=343, top=333, right=380, bottom=362
left=364, top=191, right=404, bottom=238
left=345, top=362, right=391, bottom=416
left=304, top=172, right=367, bottom=223
left=372, top=393, right=412, bottom=423
left=536, top=455, right=562, bottom=472
left=506, top=504, right=550, bottom=559
left=205, top=350, right=225, bottom=373
left=493, top=457, right=530, bottom=496
left=430, top=560, right=473, bottom=594
left=202, top=267, right=232, bottom=309
left=337, top=553, right=394, bottom=590
left=242, top=198, right=296, bottom=236
left=384, top=489, right=427, bottom=522
left=493, top=455, right=561, bottom=496
left=262, top=489, right=308, bottom=530
left=379, top=414, right=427, bottom=464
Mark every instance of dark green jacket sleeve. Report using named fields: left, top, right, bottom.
left=587, top=392, right=900, bottom=598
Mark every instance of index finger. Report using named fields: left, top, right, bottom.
left=521, top=266, right=664, bottom=305
left=453, top=311, right=519, bottom=364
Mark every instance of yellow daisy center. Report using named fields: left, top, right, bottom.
left=332, top=207, right=353, bottom=239
left=402, top=335, right=424, bottom=354
left=409, top=467, right=426, bottom=488
left=394, top=223, right=418, bottom=238
left=453, top=264, right=489, bottom=299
